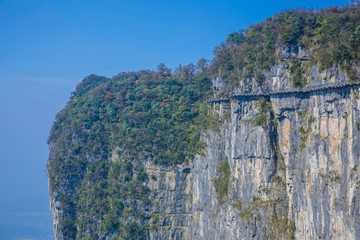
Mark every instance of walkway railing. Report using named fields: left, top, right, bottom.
left=207, top=81, right=360, bottom=103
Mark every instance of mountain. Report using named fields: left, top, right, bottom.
left=48, top=4, right=360, bottom=239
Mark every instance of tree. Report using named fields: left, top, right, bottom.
left=196, top=58, right=209, bottom=73
left=156, top=63, right=171, bottom=78
left=226, top=31, right=245, bottom=46
left=173, top=63, right=195, bottom=80
left=183, top=63, right=195, bottom=79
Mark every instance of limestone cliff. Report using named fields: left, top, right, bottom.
left=48, top=4, right=360, bottom=240
left=192, top=71, right=360, bottom=239
left=135, top=64, right=360, bottom=240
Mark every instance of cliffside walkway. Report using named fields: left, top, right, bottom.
left=207, top=81, right=360, bottom=103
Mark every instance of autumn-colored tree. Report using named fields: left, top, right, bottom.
left=196, top=58, right=209, bottom=73
left=156, top=63, right=171, bottom=78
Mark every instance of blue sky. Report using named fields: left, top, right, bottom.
left=0, top=0, right=349, bottom=238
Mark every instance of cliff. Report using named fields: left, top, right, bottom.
left=193, top=69, right=360, bottom=239
left=48, top=4, right=360, bottom=240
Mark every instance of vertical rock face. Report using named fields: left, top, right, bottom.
left=272, top=87, right=360, bottom=239
left=187, top=61, right=360, bottom=239
left=191, top=98, right=290, bottom=240
left=190, top=87, right=360, bottom=239
left=139, top=82, right=360, bottom=240
left=144, top=161, right=193, bottom=239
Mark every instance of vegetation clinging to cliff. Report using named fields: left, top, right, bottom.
left=214, top=160, right=231, bottom=205
left=48, top=69, right=213, bottom=238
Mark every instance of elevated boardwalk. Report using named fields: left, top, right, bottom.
left=207, top=81, right=360, bottom=103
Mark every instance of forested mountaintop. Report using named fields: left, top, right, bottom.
left=48, top=4, right=360, bottom=239
left=48, top=71, right=216, bottom=238
left=210, top=3, right=360, bottom=91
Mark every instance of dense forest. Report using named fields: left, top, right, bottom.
left=211, top=4, right=360, bottom=89
left=48, top=3, right=360, bottom=239
left=48, top=68, right=216, bottom=238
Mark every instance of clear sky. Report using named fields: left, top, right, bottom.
left=0, top=0, right=350, bottom=238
